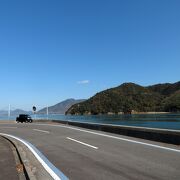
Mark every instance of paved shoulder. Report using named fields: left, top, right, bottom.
left=0, top=136, right=19, bottom=180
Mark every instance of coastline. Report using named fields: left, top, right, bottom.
left=72, top=111, right=172, bottom=115
left=130, top=111, right=170, bottom=115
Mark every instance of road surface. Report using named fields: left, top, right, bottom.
left=0, top=136, right=19, bottom=180
left=0, top=122, right=180, bottom=180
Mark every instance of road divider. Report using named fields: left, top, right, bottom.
left=67, top=137, right=98, bottom=149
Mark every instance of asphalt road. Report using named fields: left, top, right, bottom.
left=0, top=136, right=19, bottom=180
left=0, top=122, right=180, bottom=180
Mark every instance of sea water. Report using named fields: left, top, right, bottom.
left=1, top=113, right=180, bottom=130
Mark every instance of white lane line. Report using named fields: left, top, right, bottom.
left=33, top=129, right=50, bottom=134
left=67, top=137, right=98, bottom=149
left=0, top=133, right=68, bottom=180
left=0, top=127, right=17, bottom=129
left=35, top=123, right=180, bottom=153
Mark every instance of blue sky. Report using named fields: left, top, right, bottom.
left=0, top=0, right=179, bottom=110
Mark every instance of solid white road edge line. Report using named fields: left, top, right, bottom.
left=33, top=129, right=50, bottom=134
left=36, top=123, right=180, bottom=153
left=67, top=137, right=98, bottom=149
left=0, top=133, right=68, bottom=180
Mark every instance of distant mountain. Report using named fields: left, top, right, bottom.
left=0, top=109, right=32, bottom=116
left=0, top=110, right=9, bottom=116
left=11, top=109, right=32, bottom=115
left=66, top=82, right=180, bottom=115
left=38, top=99, right=86, bottom=114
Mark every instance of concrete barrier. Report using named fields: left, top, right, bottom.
left=35, top=119, right=180, bottom=145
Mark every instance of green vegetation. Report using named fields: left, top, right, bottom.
left=66, top=82, right=180, bottom=115
left=163, top=90, right=180, bottom=112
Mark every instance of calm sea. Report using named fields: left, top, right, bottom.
left=1, top=113, right=180, bottom=130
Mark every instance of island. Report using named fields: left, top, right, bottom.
left=66, top=81, right=180, bottom=115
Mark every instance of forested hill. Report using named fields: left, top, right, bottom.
left=66, top=82, right=180, bottom=115
left=148, top=81, right=180, bottom=96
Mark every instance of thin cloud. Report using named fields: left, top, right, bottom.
left=77, top=80, right=90, bottom=84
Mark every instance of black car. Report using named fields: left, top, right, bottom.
left=16, top=114, right=33, bottom=123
